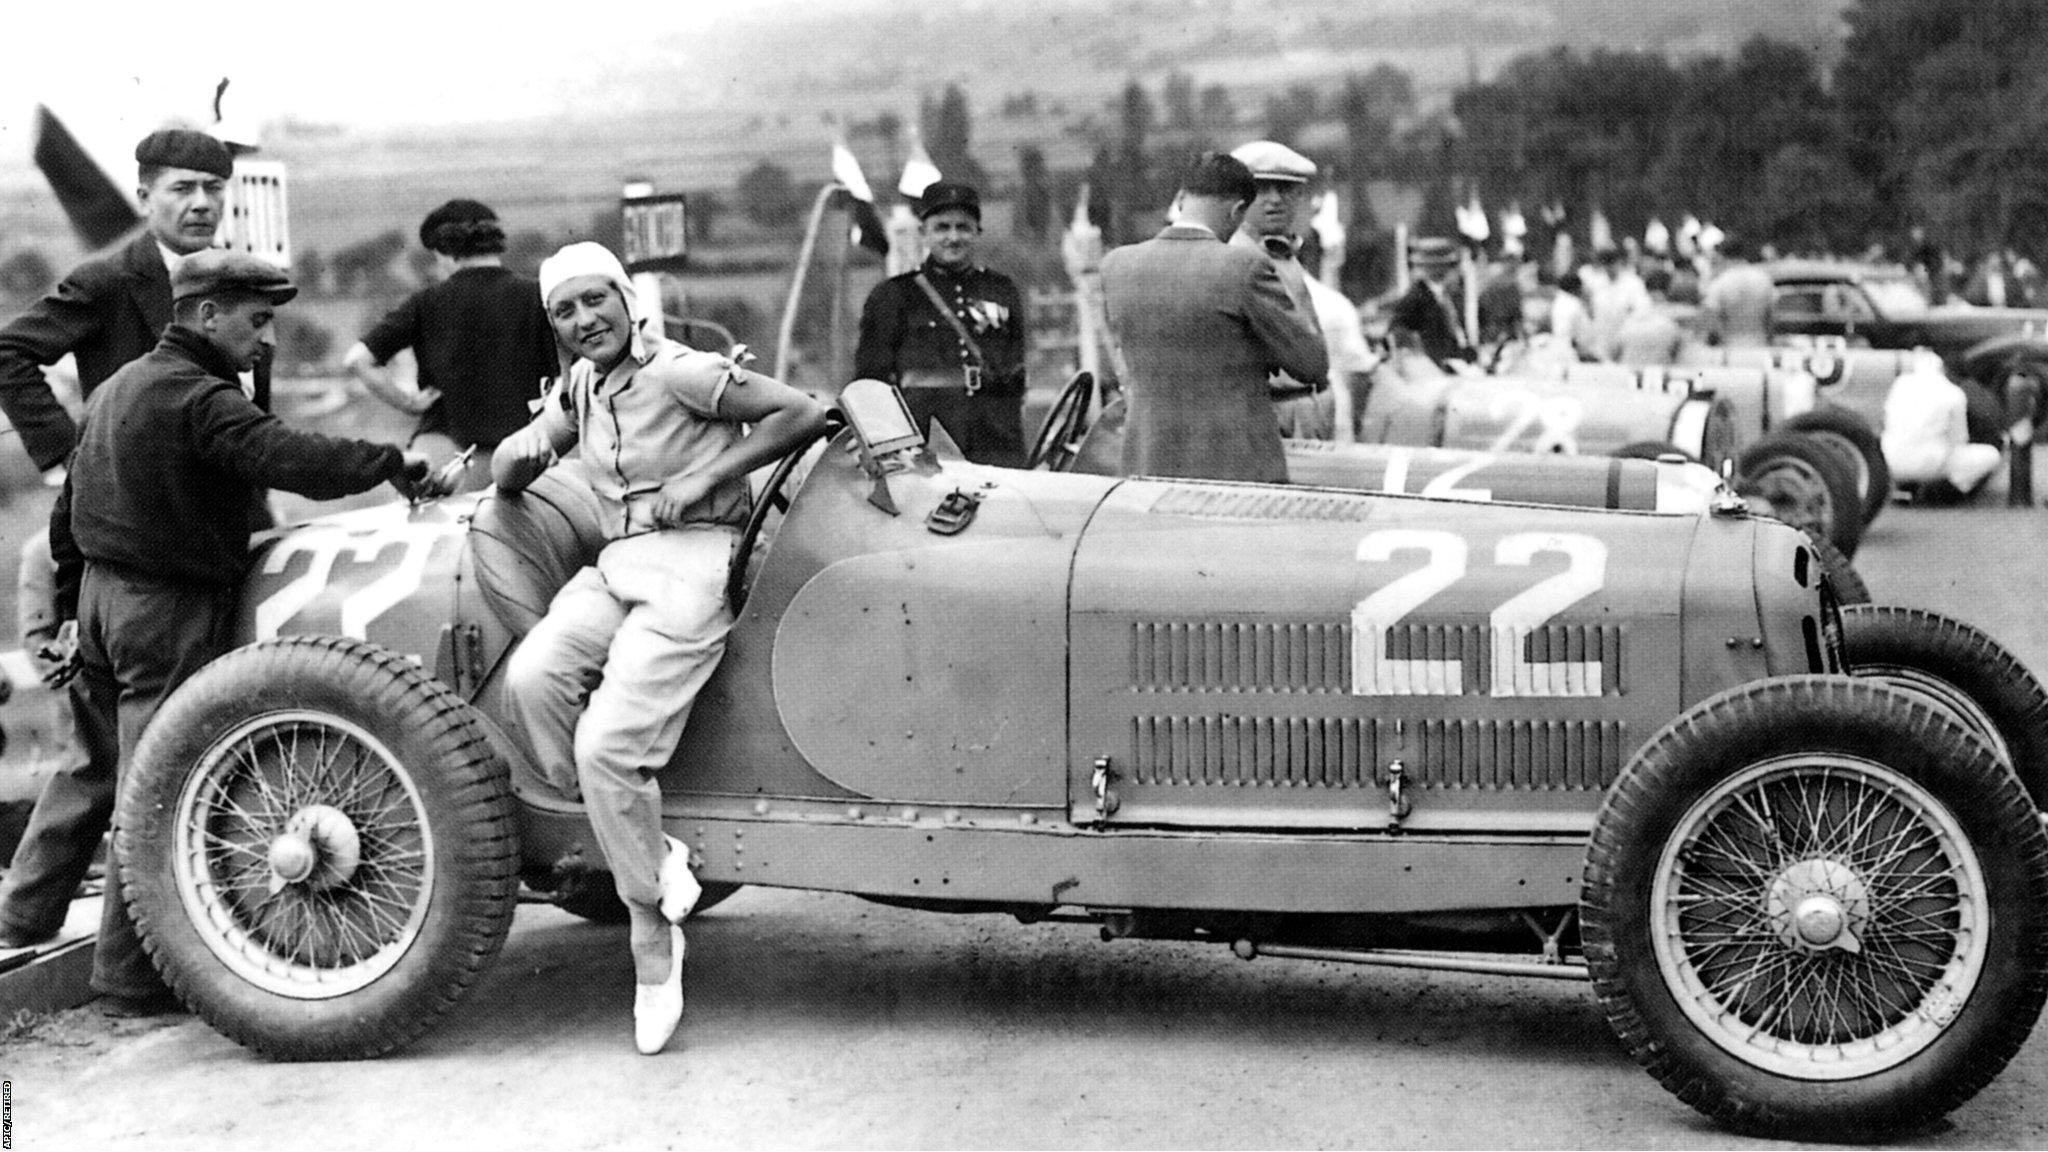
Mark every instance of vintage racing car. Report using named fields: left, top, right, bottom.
left=113, top=381, right=2048, bottom=1140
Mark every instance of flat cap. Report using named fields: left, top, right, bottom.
left=172, top=249, right=297, bottom=304
left=1230, top=140, right=1316, bottom=183
left=134, top=129, right=234, bottom=180
left=916, top=181, right=981, bottom=221
left=1409, top=236, right=1461, bottom=266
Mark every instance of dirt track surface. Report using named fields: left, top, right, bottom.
left=9, top=473, right=2048, bottom=1150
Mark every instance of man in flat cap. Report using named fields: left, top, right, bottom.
left=41, top=250, right=436, bottom=1014
left=854, top=181, right=1027, bottom=465
left=1228, top=140, right=1377, bottom=440
left=343, top=199, right=556, bottom=491
left=0, top=128, right=237, bottom=961
left=1101, top=152, right=1328, bottom=483
left=1389, top=237, right=1475, bottom=368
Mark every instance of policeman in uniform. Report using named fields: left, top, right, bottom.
left=854, top=182, right=1027, bottom=466
left=47, top=251, right=434, bottom=1014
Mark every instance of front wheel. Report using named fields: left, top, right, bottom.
left=1582, top=676, right=2048, bottom=1140
left=118, top=636, right=519, bottom=1060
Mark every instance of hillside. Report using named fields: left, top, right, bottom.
left=4, top=0, right=1853, bottom=266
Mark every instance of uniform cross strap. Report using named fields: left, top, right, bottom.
left=911, top=272, right=989, bottom=394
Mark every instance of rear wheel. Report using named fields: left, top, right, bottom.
left=1737, top=431, right=1864, bottom=557
left=119, top=636, right=518, bottom=1060
left=1841, top=604, right=2048, bottom=810
left=1582, top=676, right=2048, bottom=1140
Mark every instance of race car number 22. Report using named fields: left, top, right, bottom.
left=1351, top=529, right=1608, bottom=697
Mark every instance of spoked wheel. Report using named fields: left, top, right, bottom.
left=1783, top=407, right=1890, bottom=527
left=1026, top=370, right=1094, bottom=471
left=172, top=710, right=436, bottom=997
left=1737, top=432, right=1863, bottom=557
left=1653, top=757, right=1986, bottom=1078
left=120, top=636, right=518, bottom=1060
left=1583, top=676, right=2048, bottom=1140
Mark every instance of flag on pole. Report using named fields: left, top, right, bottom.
left=1456, top=188, right=1490, bottom=244
left=830, top=139, right=890, bottom=256
left=1677, top=215, right=1702, bottom=258
left=1589, top=206, right=1614, bottom=254
left=1499, top=200, right=1527, bottom=259
left=898, top=136, right=942, bottom=199
left=33, top=104, right=141, bottom=250
left=1644, top=217, right=1670, bottom=256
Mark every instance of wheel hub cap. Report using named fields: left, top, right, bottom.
left=1768, top=858, right=1867, bottom=953
left=266, top=804, right=362, bottom=893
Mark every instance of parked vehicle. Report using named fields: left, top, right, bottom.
left=116, top=381, right=2048, bottom=1141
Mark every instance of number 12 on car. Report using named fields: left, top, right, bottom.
left=1352, top=529, right=1611, bottom=697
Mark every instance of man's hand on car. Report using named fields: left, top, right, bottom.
left=392, top=450, right=447, bottom=502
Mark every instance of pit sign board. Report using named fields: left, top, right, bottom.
left=622, top=192, right=689, bottom=273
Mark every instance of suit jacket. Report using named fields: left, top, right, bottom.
left=0, top=232, right=173, bottom=470
left=1102, top=224, right=1328, bottom=483
left=1389, top=279, right=1472, bottom=368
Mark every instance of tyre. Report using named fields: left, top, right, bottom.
left=1841, top=604, right=2048, bottom=811
left=1802, top=530, right=1871, bottom=605
left=555, top=878, right=741, bottom=924
left=1783, top=406, right=1891, bottom=528
left=118, top=636, right=519, bottom=1060
left=1582, top=676, right=2048, bottom=1140
left=1736, top=431, right=1864, bottom=558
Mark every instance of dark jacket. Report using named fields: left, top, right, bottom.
left=359, top=264, right=557, bottom=449
left=0, top=233, right=174, bottom=471
left=1389, top=278, right=1474, bottom=368
left=854, top=259, right=1027, bottom=396
left=1100, top=223, right=1329, bottom=483
left=53, top=326, right=406, bottom=613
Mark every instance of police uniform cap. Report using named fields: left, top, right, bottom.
left=1409, top=237, right=1461, bottom=267
left=134, top=129, right=234, bottom=180
left=173, top=249, right=297, bottom=304
left=1230, top=140, right=1316, bottom=184
left=916, top=181, right=981, bottom=221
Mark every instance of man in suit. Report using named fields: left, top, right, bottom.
left=1388, top=237, right=1474, bottom=368
left=1102, top=152, right=1328, bottom=483
left=0, top=129, right=234, bottom=968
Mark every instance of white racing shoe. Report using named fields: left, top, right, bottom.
left=633, top=924, right=686, bottom=1056
left=658, top=834, right=701, bottom=924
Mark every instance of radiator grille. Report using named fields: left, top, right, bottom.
left=1127, top=715, right=1626, bottom=790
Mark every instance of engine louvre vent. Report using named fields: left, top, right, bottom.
left=1128, top=620, right=1623, bottom=696
left=1127, top=715, right=1626, bottom=791
left=1146, top=486, right=1380, bottom=523
left=1131, top=620, right=1350, bottom=692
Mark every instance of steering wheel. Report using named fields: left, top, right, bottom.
left=1025, top=370, right=1094, bottom=471
left=726, top=425, right=832, bottom=613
